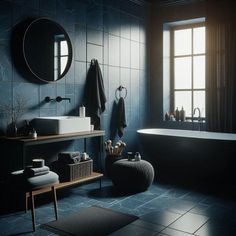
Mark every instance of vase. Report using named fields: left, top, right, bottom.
left=7, top=122, right=18, bottom=137
left=105, top=154, right=122, bottom=178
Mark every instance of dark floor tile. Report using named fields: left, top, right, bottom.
left=142, top=196, right=196, bottom=215
left=140, top=210, right=182, bottom=226
left=117, top=197, right=144, bottom=209
left=181, top=191, right=207, bottom=203
left=131, top=219, right=165, bottom=233
left=161, top=227, right=193, bottom=236
left=190, top=202, right=236, bottom=221
left=169, top=212, right=209, bottom=234
left=1, top=180, right=236, bottom=236
left=132, top=191, right=162, bottom=203
left=108, top=223, right=157, bottom=236
left=194, top=219, right=236, bottom=236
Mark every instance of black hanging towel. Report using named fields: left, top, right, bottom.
left=117, top=97, right=127, bottom=138
left=84, top=59, right=107, bottom=129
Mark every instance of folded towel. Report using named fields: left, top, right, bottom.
left=117, top=97, right=127, bottom=138
left=23, top=166, right=50, bottom=177
left=58, top=152, right=80, bottom=158
left=58, top=152, right=81, bottom=164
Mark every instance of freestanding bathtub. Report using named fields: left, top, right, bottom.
left=137, top=128, right=236, bottom=183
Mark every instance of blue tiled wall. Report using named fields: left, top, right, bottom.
left=0, top=0, right=150, bottom=172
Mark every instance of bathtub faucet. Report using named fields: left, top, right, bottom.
left=193, top=107, right=202, bottom=130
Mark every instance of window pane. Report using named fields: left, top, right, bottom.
left=60, top=40, right=68, bottom=55
left=175, top=91, right=192, bottom=117
left=174, top=29, right=191, bottom=56
left=193, top=91, right=205, bottom=117
left=54, top=42, right=58, bottom=56
left=60, top=56, right=68, bottom=74
left=174, top=57, right=192, bottom=89
left=193, top=55, right=205, bottom=89
left=193, top=27, right=205, bottom=54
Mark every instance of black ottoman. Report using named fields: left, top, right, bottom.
left=110, top=159, right=154, bottom=193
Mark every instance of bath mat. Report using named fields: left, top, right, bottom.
left=43, top=205, right=138, bottom=236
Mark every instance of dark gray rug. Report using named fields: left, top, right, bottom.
left=44, top=206, right=138, bottom=236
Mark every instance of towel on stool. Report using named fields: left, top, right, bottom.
left=23, top=166, right=50, bottom=177
left=117, top=97, right=127, bottom=138
left=58, top=152, right=81, bottom=164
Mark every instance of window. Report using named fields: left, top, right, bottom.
left=54, top=35, right=69, bottom=81
left=171, top=24, right=205, bottom=118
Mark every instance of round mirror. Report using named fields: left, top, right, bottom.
left=23, top=18, right=72, bottom=82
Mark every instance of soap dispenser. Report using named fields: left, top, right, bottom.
left=79, top=105, right=86, bottom=117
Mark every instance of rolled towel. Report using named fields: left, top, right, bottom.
left=32, top=158, right=45, bottom=168
left=23, top=165, right=50, bottom=177
left=58, top=152, right=81, bottom=164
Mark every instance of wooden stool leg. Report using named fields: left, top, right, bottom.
left=52, top=186, right=58, bottom=220
left=25, top=192, right=28, bottom=213
left=30, top=191, right=36, bottom=232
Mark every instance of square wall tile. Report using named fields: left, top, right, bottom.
left=103, top=7, right=120, bottom=36
left=75, top=25, right=87, bottom=62
left=87, top=28, right=103, bottom=46
left=0, top=1, right=12, bottom=41
left=130, top=16, right=139, bottom=42
left=139, top=43, right=146, bottom=70
left=0, top=82, right=12, bottom=106
left=39, top=83, right=57, bottom=108
left=109, top=35, right=120, bottom=67
left=103, top=32, right=109, bottom=65
left=87, top=43, right=103, bottom=64
left=120, top=14, right=131, bottom=39
left=120, top=38, right=130, bottom=68
left=75, top=61, right=87, bottom=85
left=131, top=41, right=140, bottom=69
left=86, top=4, right=103, bottom=30
left=0, top=43, right=12, bottom=81
left=13, top=82, right=39, bottom=108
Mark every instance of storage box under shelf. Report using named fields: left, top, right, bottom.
left=52, top=159, right=93, bottom=182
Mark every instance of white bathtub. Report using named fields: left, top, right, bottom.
left=137, top=128, right=236, bottom=184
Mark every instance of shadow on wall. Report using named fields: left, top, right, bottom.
left=11, top=18, right=44, bottom=84
left=109, top=101, right=118, bottom=141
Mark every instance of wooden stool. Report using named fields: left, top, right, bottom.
left=11, top=170, right=59, bottom=231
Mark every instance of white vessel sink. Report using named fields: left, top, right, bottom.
left=33, top=116, right=91, bottom=135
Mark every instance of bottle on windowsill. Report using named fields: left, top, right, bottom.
left=165, top=112, right=170, bottom=121
left=180, top=107, right=186, bottom=122
left=175, top=107, right=180, bottom=121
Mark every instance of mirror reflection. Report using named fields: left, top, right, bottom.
left=23, top=18, right=72, bottom=82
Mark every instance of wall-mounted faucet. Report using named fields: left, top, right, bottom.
left=44, top=96, right=55, bottom=103
left=45, top=96, right=71, bottom=103
left=56, top=96, right=71, bottom=103
left=192, top=107, right=202, bottom=131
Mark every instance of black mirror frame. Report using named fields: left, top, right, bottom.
left=22, top=17, right=73, bottom=83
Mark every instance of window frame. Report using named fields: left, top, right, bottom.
left=170, top=22, right=206, bottom=120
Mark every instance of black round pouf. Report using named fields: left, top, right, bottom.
left=111, top=159, right=154, bottom=193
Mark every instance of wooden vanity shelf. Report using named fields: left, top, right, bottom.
left=2, top=130, right=105, bottom=190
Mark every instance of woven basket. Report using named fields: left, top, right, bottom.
left=52, top=159, right=93, bottom=182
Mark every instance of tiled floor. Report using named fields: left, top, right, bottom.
left=1, top=178, right=236, bottom=236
